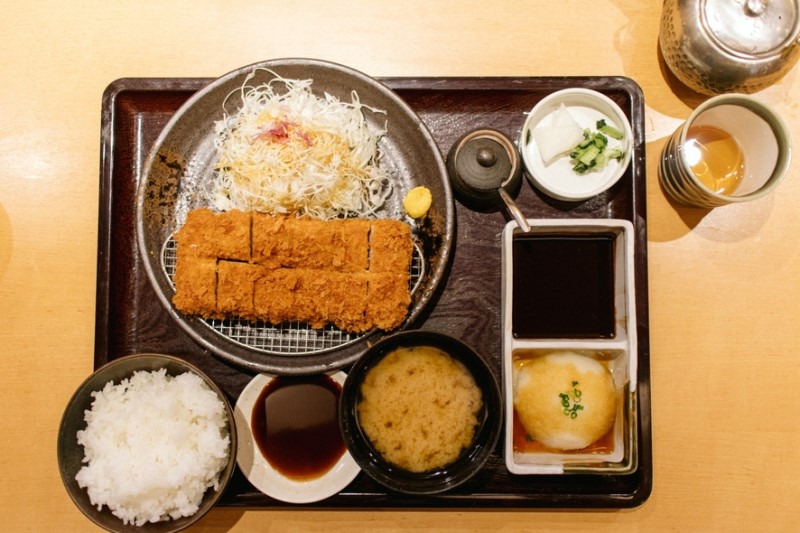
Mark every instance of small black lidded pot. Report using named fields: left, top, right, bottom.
left=446, top=128, right=530, bottom=232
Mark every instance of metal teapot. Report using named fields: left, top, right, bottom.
left=660, top=0, right=800, bottom=94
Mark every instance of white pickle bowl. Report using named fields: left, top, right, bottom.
left=519, top=88, right=633, bottom=202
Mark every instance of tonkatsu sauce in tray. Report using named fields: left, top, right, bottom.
left=95, top=75, right=652, bottom=508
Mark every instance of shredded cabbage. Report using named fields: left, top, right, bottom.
left=208, top=70, right=395, bottom=219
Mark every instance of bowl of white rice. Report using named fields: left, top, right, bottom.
left=58, top=353, right=237, bottom=532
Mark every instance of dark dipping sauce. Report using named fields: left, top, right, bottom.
left=251, top=374, right=345, bottom=480
left=512, top=233, right=616, bottom=339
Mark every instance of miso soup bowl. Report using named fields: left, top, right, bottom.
left=339, top=330, right=502, bottom=495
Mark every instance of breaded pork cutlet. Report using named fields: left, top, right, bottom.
left=333, top=219, right=370, bottom=272
left=252, top=214, right=339, bottom=270
left=323, top=272, right=369, bottom=332
left=216, top=260, right=261, bottom=318
left=368, top=219, right=413, bottom=273
left=253, top=268, right=301, bottom=326
left=285, top=218, right=341, bottom=270
left=172, top=253, right=217, bottom=317
left=175, top=208, right=251, bottom=261
left=253, top=268, right=327, bottom=328
left=250, top=213, right=286, bottom=269
left=254, top=269, right=370, bottom=331
left=289, top=269, right=339, bottom=329
left=366, top=271, right=411, bottom=330
left=172, top=208, right=415, bottom=333
left=293, top=270, right=371, bottom=331
left=252, top=214, right=372, bottom=273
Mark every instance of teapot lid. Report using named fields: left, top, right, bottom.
left=703, top=0, right=800, bottom=56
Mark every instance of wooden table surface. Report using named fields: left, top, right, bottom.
left=2, top=1, right=798, bottom=531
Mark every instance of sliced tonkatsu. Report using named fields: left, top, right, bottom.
left=171, top=209, right=414, bottom=333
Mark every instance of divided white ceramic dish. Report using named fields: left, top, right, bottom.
left=501, top=219, right=638, bottom=475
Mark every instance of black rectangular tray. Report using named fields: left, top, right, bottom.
left=96, top=75, right=652, bottom=508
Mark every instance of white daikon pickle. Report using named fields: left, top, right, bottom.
left=531, top=104, right=584, bottom=166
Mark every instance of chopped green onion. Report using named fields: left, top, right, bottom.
left=568, top=124, right=625, bottom=174
left=596, top=118, right=624, bottom=140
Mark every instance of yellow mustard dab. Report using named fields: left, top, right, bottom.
left=403, top=186, right=432, bottom=218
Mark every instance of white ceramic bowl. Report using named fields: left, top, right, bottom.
left=519, top=88, right=633, bottom=201
left=234, top=371, right=361, bottom=503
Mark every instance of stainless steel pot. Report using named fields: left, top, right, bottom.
left=660, top=0, right=800, bottom=94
